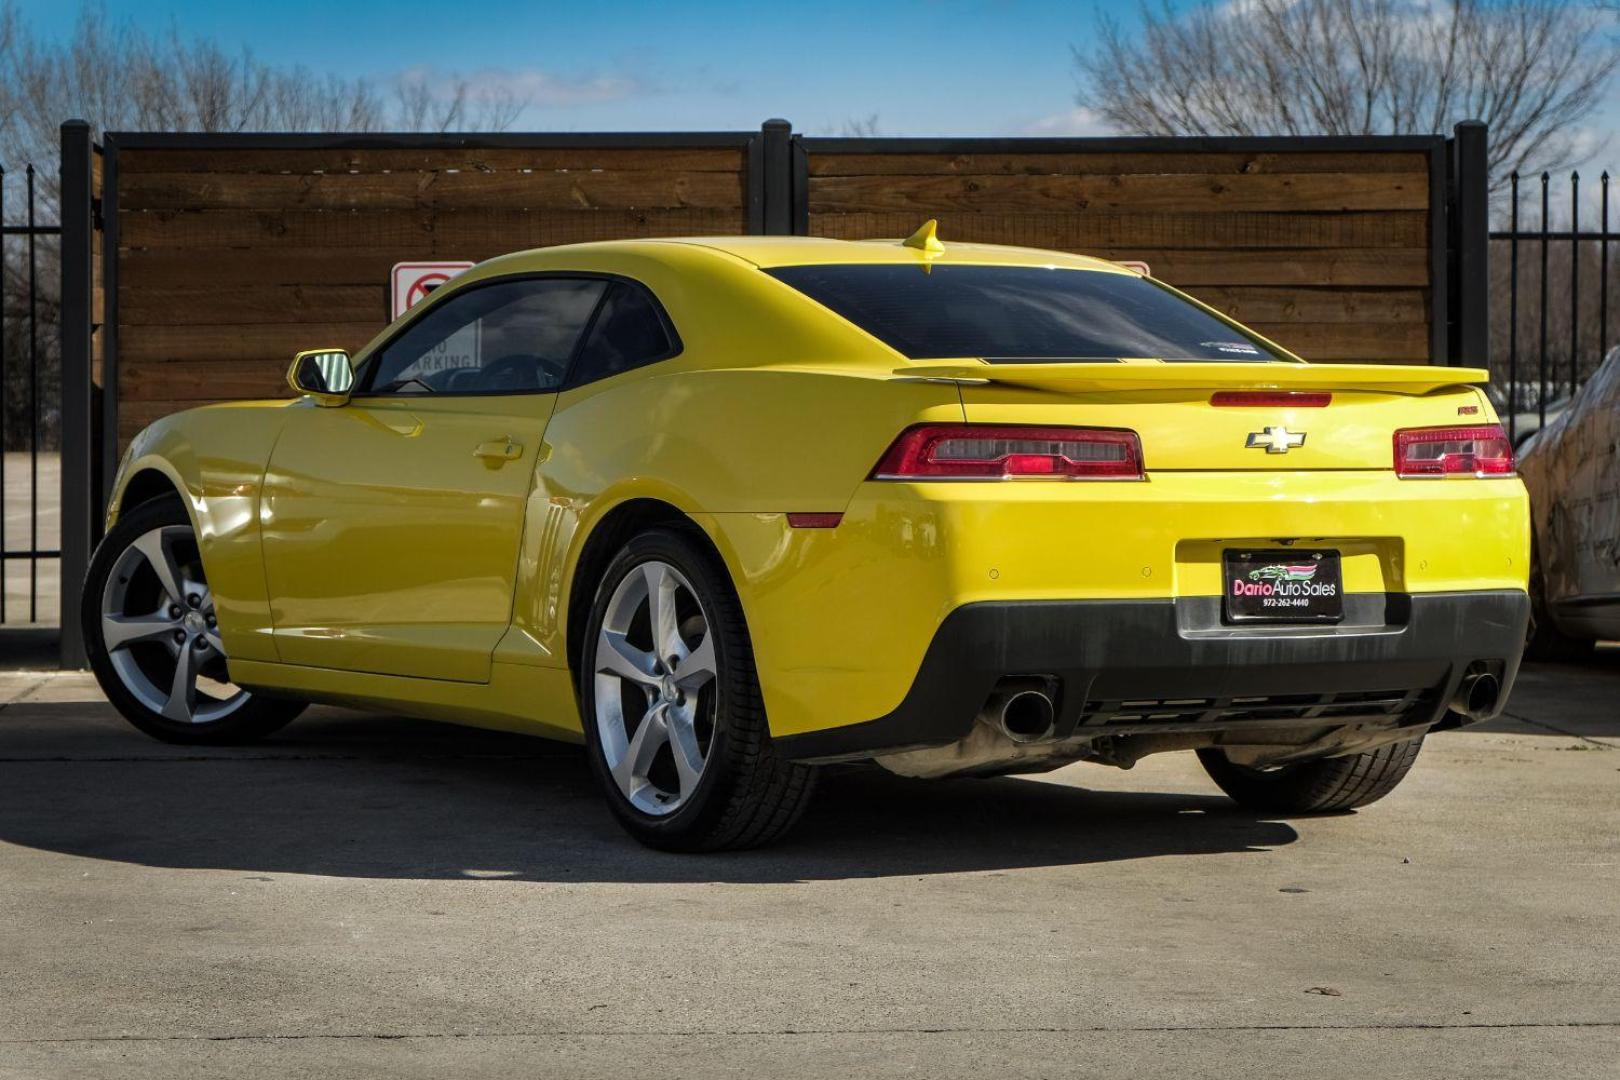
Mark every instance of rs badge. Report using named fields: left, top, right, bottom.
left=1246, top=425, right=1306, bottom=454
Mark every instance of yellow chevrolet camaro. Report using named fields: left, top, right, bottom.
left=85, top=227, right=1530, bottom=850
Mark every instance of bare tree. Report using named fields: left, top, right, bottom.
left=1074, top=0, right=1620, bottom=182
left=395, top=70, right=529, bottom=134
left=471, top=83, right=526, bottom=132
left=0, top=4, right=397, bottom=202
left=395, top=71, right=466, bottom=132
left=0, top=1, right=532, bottom=451
left=840, top=113, right=881, bottom=138
left=0, top=1, right=538, bottom=193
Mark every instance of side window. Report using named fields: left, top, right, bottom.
left=365, top=278, right=607, bottom=395
left=569, top=282, right=679, bottom=386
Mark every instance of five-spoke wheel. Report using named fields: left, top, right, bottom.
left=99, top=523, right=244, bottom=724
left=83, top=497, right=303, bottom=744
left=593, top=559, right=718, bottom=815
left=580, top=526, right=816, bottom=850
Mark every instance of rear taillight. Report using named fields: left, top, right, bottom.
left=1393, top=424, right=1514, bottom=478
left=871, top=424, right=1144, bottom=480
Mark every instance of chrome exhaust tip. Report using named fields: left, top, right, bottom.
left=995, top=688, right=1057, bottom=743
left=1451, top=672, right=1502, bottom=720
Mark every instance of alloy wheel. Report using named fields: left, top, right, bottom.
left=99, top=524, right=248, bottom=724
left=592, top=559, right=719, bottom=815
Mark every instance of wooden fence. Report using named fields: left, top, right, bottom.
left=97, top=123, right=1489, bottom=449
left=106, top=132, right=762, bottom=444
left=55, top=119, right=1491, bottom=665
left=796, top=139, right=1447, bottom=364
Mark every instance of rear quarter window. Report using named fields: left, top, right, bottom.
left=567, top=281, right=681, bottom=386
left=766, top=264, right=1284, bottom=362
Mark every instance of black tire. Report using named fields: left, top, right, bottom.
left=83, top=496, right=306, bottom=745
left=578, top=525, right=816, bottom=851
left=1196, top=736, right=1424, bottom=813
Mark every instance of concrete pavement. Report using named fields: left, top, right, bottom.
left=0, top=658, right=1616, bottom=1078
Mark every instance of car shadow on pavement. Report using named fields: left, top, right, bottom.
left=0, top=702, right=1299, bottom=884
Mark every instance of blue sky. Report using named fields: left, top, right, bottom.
left=18, top=0, right=1142, bottom=135
left=14, top=0, right=1620, bottom=165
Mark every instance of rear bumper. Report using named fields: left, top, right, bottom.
left=774, top=589, right=1529, bottom=762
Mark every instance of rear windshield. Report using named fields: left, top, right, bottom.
left=766, top=264, right=1285, bottom=362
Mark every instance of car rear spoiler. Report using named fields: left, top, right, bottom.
left=896, top=361, right=1490, bottom=395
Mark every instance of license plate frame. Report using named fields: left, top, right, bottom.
left=1223, top=548, right=1344, bottom=625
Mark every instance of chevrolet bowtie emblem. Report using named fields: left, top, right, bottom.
left=1246, top=425, right=1306, bottom=454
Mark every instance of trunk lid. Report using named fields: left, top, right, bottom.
left=918, top=360, right=1492, bottom=471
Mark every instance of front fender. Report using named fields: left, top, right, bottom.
left=105, top=402, right=293, bottom=664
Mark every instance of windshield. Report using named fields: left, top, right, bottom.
left=766, top=264, right=1287, bottom=363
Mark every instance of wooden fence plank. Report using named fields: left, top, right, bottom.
left=1061, top=248, right=1430, bottom=287
left=122, top=322, right=384, bottom=362
left=1245, top=321, right=1430, bottom=361
left=121, top=247, right=419, bottom=288
left=122, top=360, right=291, bottom=401
left=121, top=284, right=385, bottom=326
left=119, top=147, right=747, bottom=174
left=807, top=151, right=1430, bottom=177
left=118, top=207, right=747, bottom=249
left=809, top=210, right=1427, bottom=250
left=122, top=170, right=745, bottom=212
left=1181, top=285, right=1428, bottom=324
left=809, top=172, right=1429, bottom=213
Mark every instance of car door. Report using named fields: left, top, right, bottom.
left=260, top=275, right=608, bottom=682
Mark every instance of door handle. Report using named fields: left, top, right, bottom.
left=473, top=437, right=523, bottom=462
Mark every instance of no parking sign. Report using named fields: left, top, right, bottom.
left=390, top=261, right=474, bottom=320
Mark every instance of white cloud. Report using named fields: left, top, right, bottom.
left=1021, top=106, right=1114, bottom=136
left=1216, top=0, right=1303, bottom=18
left=1561, top=123, right=1614, bottom=170
left=395, top=64, right=642, bottom=110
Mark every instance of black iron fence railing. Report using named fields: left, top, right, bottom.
left=1, top=161, right=64, bottom=627
left=1490, top=170, right=1614, bottom=446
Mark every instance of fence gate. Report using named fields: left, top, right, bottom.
left=1491, top=170, right=1616, bottom=446
left=0, top=145, right=69, bottom=646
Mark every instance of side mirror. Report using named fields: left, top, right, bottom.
left=288, top=349, right=355, bottom=407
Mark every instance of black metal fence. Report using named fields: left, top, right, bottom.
left=1, top=158, right=63, bottom=628
left=1490, top=170, right=1615, bottom=446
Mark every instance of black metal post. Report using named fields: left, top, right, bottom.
left=1570, top=172, right=1580, bottom=399
left=99, top=138, right=119, bottom=513
left=1602, top=172, right=1610, bottom=366
left=1451, top=121, right=1489, bottom=367
left=26, top=164, right=37, bottom=622
left=1429, top=141, right=1450, bottom=365
left=1507, top=174, right=1520, bottom=444
left=1538, top=173, right=1549, bottom=430
left=58, top=120, right=94, bottom=668
left=761, top=119, right=792, bottom=236
left=791, top=135, right=810, bottom=236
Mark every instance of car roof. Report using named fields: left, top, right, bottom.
left=495, top=235, right=1135, bottom=274
left=651, top=235, right=1132, bottom=272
